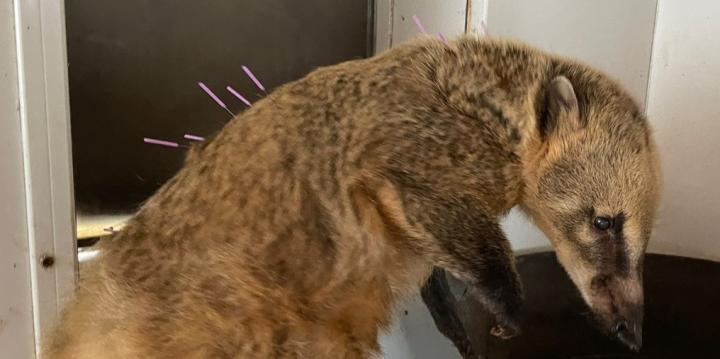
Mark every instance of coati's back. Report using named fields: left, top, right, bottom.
left=47, top=40, right=442, bottom=358
left=47, top=36, right=660, bottom=357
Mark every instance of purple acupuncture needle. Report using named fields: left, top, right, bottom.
left=481, top=21, right=489, bottom=36
left=226, top=86, right=252, bottom=107
left=143, top=137, right=179, bottom=148
left=198, top=82, right=235, bottom=117
left=412, top=15, right=428, bottom=35
left=241, top=65, right=266, bottom=92
left=438, top=32, right=449, bottom=44
left=184, top=134, right=205, bottom=141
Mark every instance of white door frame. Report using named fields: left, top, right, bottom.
left=2, top=0, right=77, bottom=357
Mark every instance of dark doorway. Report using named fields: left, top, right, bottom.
left=65, top=0, right=374, bottom=215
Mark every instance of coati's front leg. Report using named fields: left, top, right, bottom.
left=358, top=176, right=523, bottom=337
left=417, top=197, right=523, bottom=338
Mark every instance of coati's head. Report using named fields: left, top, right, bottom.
left=521, top=67, right=662, bottom=351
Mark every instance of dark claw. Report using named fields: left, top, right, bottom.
left=612, top=319, right=643, bottom=352
left=490, top=324, right=519, bottom=340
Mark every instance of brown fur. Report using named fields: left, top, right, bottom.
left=46, top=35, right=660, bottom=358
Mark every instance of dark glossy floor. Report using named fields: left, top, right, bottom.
left=424, top=253, right=720, bottom=358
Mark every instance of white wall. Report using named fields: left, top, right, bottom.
left=391, top=0, right=467, bottom=45
left=488, top=0, right=657, bottom=106
left=375, top=0, right=471, bottom=53
left=380, top=295, right=461, bottom=359
left=645, top=0, right=720, bottom=261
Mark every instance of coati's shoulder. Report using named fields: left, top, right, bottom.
left=382, top=36, right=644, bottom=114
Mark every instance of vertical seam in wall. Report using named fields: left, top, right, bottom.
left=388, top=0, right=395, bottom=48
left=465, top=0, right=472, bottom=33
left=367, top=0, right=375, bottom=56
left=643, top=0, right=661, bottom=114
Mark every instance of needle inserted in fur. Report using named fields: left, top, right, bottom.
left=438, top=33, right=449, bottom=44
left=242, top=66, right=266, bottom=92
left=184, top=134, right=205, bottom=141
left=143, top=137, right=179, bottom=148
left=198, top=82, right=235, bottom=117
left=412, top=15, right=427, bottom=34
left=227, top=86, right=253, bottom=107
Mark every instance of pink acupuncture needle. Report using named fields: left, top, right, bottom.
left=412, top=15, right=428, bottom=35
left=226, top=86, right=252, bottom=107
left=198, top=82, right=235, bottom=117
left=143, top=137, right=179, bottom=148
left=438, top=33, right=449, bottom=44
left=241, top=65, right=266, bottom=92
left=183, top=134, right=205, bottom=141
left=481, top=21, right=489, bottom=36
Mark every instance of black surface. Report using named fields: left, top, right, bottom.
left=423, top=253, right=720, bottom=358
left=422, top=267, right=479, bottom=358
left=65, top=0, right=373, bottom=212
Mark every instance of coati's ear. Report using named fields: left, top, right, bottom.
left=539, top=76, right=582, bottom=138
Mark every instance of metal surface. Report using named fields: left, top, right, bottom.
left=66, top=0, right=373, bottom=213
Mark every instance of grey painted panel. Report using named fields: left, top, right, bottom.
left=488, top=0, right=657, bottom=107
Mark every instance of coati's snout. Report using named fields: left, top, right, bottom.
left=589, top=274, right=644, bottom=351
left=521, top=74, right=662, bottom=351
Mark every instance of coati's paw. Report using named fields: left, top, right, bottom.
left=489, top=302, right=522, bottom=340
left=470, top=281, right=523, bottom=340
left=490, top=322, right=520, bottom=339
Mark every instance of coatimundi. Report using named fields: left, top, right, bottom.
left=47, top=36, right=661, bottom=358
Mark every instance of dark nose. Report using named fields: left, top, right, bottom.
left=612, top=319, right=642, bottom=352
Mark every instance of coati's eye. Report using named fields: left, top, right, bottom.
left=593, top=216, right=613, bottom=230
